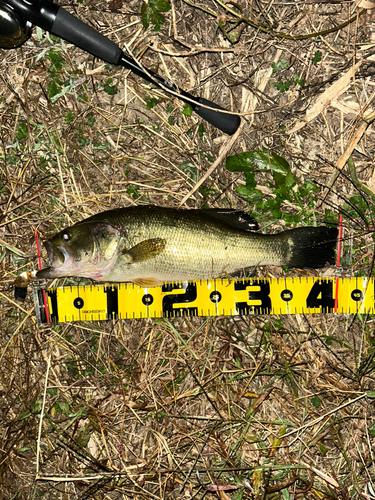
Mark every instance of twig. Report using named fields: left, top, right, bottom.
left=183, top=0, right=365, bottom=41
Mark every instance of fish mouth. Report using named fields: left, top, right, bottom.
left=36, top=241, right=73, bottom=279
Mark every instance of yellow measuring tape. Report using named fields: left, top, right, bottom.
left=33, top=277, right=374, bottom=324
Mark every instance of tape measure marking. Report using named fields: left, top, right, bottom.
left=34, top=277, right=374, bottom=324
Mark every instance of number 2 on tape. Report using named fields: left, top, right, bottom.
left=162, top=282, right=198, bottom=317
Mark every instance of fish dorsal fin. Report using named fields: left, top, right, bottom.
left=126, top=238, right=166, bottom=263
left=199, top=209, right=259, bottom=231
left=132, top=277, right=162, bottom=288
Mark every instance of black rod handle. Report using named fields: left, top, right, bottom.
left=191, top=97, right=240, bottom=136
left=119, top=55, right=241, bottom=135
left=51, top=6, right=122, bottom=64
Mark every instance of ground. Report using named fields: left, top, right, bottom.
left=1, top=0, right=375, bottom=498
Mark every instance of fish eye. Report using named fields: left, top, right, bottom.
left=62, top=232, right=70, bottom=241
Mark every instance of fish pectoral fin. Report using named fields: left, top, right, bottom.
left=132, top=277, right=162, bottom=288
left=126, top=238, right=166, bottom=263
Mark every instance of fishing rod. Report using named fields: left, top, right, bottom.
left=0, top=0, right=241, bottom=135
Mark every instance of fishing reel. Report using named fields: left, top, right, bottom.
left=0, top=0, right=32, bottom=48
left=0, top=0, right=240, bottom=134
left=0, top=0, right=122, bottom=60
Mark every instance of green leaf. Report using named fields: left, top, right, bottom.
left=141, top=0, right=170, bottom=31
left=17, top=122, right=28, bottom=140
left=48, top=78, right=62, bottom=100
left=34, top=399, right=42, bottom=412
left=276, top=80, right=293, bottom=92
left=48, top=49, right=64, bottom=72
left=76, top=429, right=91, bottom=447
left=272, top=207, right=282, bottom=218
left=68, top=408, right=88, bottom=419
left=312, top=50, right=322, bottom=66
left=237, top=184, right=255, bottom=198
left=311, top=395, right=321, bottom=408
left=141, top=2, right=151, bottom=29
left=274, top=168, right=295, bottom=189
left=146, top=96, right=159, bottom=109
left=293, top=74, right=306, bottom=86
left=279, top=58, right=288, bottom=70
left=78, top=136, right=90, bottom=148
left=226, top=27, right=242, bottom=44
left=87, top=113, right=95, bottom=127
left=65, top=111, right=75, bottom=124
left=150, top=0, right=171, bottom=12
left=226, top=149, right=291, bottom=177
left=181, top=160, right=197, bottom=182
left=182, top=104, right=193, bottom=116
left=17, top=447, right=32, bottom=453
left=244, top=171, right=256, bottom=190
left=198, top=123, right=205, bottom=139
left=151, top=11, right=166, bottom=31
left=318, top=442, right=328, bottom=455
left=271, top=59, right=288, bottom=74
left=51, top=401, right=70, bottom=415
left=104, top=78, right=118, bottom=96
left=281, top=488, right=290, bottom=500
left=227, top=149, right=296, bottom=197
left=17, top=410, right=32, bottom=421
left=272, top=417, right=298, bottom=428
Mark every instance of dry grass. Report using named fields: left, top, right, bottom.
left=1, top=0, right=375, bottom=498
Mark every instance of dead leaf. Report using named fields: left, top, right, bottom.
left=355, top=0, right=375, bottom=9
left=288, top=61, right=362, bottom=134
left=109, top=0, right=123, bottom=11
left=368, top=168, right=375, bottom=193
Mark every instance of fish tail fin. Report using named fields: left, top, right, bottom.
left=286, top=226, right=338, bottom=269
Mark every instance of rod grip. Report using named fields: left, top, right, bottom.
left=193, top=97, right=241, bottom=135
left=51, top=7, right=122, bottom=64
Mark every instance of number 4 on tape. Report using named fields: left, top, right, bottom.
left=34, top=277, right=375, bottom=324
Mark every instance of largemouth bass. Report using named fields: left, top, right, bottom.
left=36, top=205, right=337, bottom=286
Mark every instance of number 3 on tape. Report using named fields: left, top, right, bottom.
left=233, top=280, right=271, bottom=314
